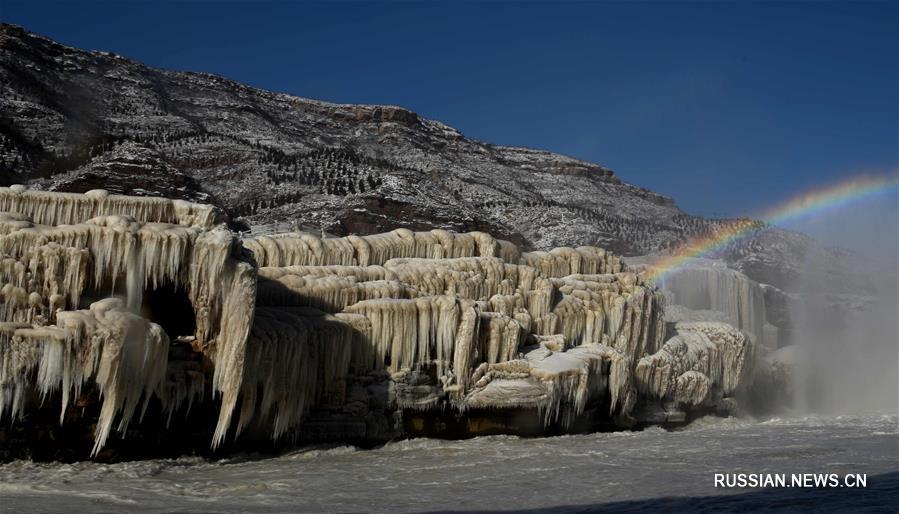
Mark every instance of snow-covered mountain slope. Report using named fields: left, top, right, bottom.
left=0, top=23, right=829, bottom=290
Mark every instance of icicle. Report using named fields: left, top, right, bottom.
left=0, top=186, right=222, bottom=228
left=0, top=299, right=169, bottom=455
left=641, top=259, right=772, bottom=349
left=244, top=229, right=513, bottom=268
left=236, top=307, right=353, bottom=440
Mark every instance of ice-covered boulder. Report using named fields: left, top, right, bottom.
left=635, top=321, right=755, bottom=411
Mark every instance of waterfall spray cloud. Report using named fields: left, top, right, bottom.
left=645, top=174, right=899, bottom=283
left=642, top=173, right=898, bottom=415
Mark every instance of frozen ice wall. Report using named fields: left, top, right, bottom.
left=1, top=187, right=784, bottom=458
left=632, top=257, right=776, bottom=350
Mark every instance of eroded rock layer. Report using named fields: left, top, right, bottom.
left=0, top=188, right=762, bottom=459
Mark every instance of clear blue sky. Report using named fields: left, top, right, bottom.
left=2, top=1, right=897, bottom=219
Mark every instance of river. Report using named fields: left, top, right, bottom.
left=1, top=413, right=896, bottom=512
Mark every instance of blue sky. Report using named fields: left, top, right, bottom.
left=3, top=1, right=897, bottom=220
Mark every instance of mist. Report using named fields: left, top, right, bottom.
left=787, top=192, right=899, bottom=415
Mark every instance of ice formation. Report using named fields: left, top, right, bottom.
left=0, top=298, right=169, bottom=455
left=635, top=322, right=754, bottom=409
left=631, top=257, right=777, bottom=350
left=0, top=187, right=223, bottom=228
left=0, top=186, right=254, bottom=452
left=0, top=187, right=767, bottom=457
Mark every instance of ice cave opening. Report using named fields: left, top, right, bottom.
left=139, top=284, right=197, bottom=340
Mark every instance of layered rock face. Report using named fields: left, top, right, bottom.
left=0, top=188, right=762, bottom=459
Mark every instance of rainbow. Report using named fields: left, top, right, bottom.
left=643, top=173, right=899, bottom=282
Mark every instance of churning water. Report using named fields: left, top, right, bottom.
left=1, top=414, right=896, bottom=512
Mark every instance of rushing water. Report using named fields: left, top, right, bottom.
left=1, top=414, right=896, bottom=512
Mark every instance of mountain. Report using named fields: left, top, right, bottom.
left=0, top=23, right=814, bottom=290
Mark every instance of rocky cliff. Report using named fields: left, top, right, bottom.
left=0, top=23, right=816, bottom=291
